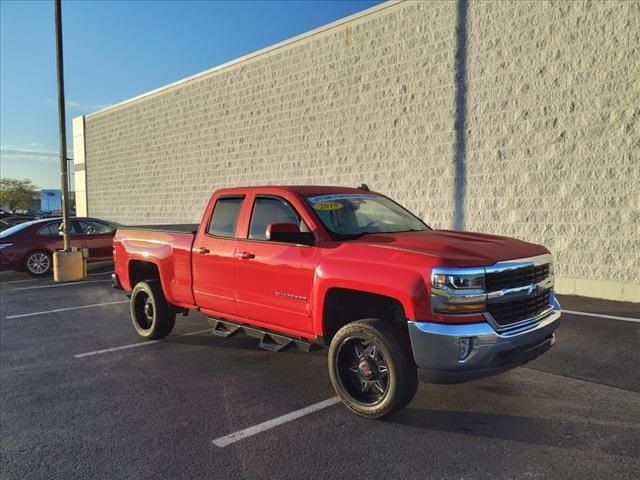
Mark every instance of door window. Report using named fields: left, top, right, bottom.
left=248, top=197, right=307, bottom=240
left=38, top=222, right=77, bottom=236
left=76, top=220, right=115, bottom=235
left=208, top=197, right=244, bottom=238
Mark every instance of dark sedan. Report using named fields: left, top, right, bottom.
left=0, top=217, right=117, bottom=276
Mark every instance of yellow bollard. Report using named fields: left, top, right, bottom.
left=53, top=249, right=87, bottom=282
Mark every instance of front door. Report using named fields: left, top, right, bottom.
left=192, top=196, right=244, bottom=316
left=235, top=196, right=317, bottom=336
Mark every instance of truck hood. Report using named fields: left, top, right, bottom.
left=352, top=230, right=548, bottom=267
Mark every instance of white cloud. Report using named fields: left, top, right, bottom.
left=45, top=98, right=111, bottom=112
left=0, top=145, right=60, bottom=162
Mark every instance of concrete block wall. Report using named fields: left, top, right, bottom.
left=77, top=0, right=640, bottom=301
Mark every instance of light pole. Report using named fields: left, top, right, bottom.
left=54, top=0, right=71, bottom=251
left=53, top=0, right=85, bottom=281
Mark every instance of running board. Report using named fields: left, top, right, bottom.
left=210, top=319, right=240, bottom=338
left=207, top=318, right=317, bottom=352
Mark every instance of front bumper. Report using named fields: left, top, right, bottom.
left=408, top=296, right=561, bottom=384
left=0, top=250, right=22, bottom=271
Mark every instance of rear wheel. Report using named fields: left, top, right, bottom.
left=328, top=319, right=418, bottom=419
left=24, top=250, right=52, bottom=276
left=130, top=280, right=176, bottom=339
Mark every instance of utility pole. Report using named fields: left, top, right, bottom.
left=54, top=0, right=71, bottom=251
left=52, top=0, right=84, bottom=281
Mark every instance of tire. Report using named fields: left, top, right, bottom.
left=130, top=280, right=176, bottom=340
left=328, top=319, right=418, bottom=419
left=24, top=250, right=52, bottom=276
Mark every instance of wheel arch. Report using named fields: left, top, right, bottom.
left=128, top=259, right=161, bottom=288
left=321, top=287, right=408, bottom=345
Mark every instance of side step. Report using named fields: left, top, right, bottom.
left=211, top=319, right=240, bottom=338
left=207, top=318, right=318, bottom=353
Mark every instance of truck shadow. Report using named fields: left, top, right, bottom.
left=166, top=334, right=261, bottom=351
left=389, top=407, right=638, bottom=458
left=166, top=333, right=325, bottom=356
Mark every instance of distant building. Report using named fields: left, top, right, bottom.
left=40, top=190, right=62, bottom=212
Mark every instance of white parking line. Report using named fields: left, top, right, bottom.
left=5, top=300, right=128, bottom=319
left=88, top=271, right=114, bottom=276
left=74, top=328, right=212, bottom=358
left=74, top=339, right=162, bottom=358
left=211, top=397, right=341, bottom=448
left=13, top=280, right=111, bottom=291
left=563, top=309, right=640, bottom=323
left=1, top=278, right=46, bottom=285
left=1, top=271, right=113, bottom=285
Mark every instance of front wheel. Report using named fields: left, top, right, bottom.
left=130, top=280, right=176, bottom=339
left=328, top=319, right=418, bottom=419
left=24, top=250, right=52, bottom=276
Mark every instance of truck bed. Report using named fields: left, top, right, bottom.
left=113, top=225, right=197, bottom=308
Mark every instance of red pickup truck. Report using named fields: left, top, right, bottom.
left=113, top=185, right=561, bottom=418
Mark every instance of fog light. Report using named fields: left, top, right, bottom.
left=458, top=337, right=474, bottom=361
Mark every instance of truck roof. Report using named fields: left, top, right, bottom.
left=214, top=185, right=375, bottom=196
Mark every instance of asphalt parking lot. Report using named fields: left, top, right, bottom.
left=1, top=264, right=639, bottom=480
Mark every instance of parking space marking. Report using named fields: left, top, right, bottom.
left=564, top=309, right=640, bottom=323
left=73, top=328, right=212, bottom=358
left=1, top=271, right=113, bottom=285
left=5, top=300, right=128, bottom=319
left=1, top=277, right=51, bottom=285
left=211, top=397, right=341, bottom=447
left=13, top=280, right=112, bottom=291
left=74, top=339, right=162, bottom=358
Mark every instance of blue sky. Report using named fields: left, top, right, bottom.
left=0, top=0, right=382, bottom=189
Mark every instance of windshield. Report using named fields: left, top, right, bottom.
left=305, top=193, right=429, bottom=239
left=0, top=221, right=36, bottom=239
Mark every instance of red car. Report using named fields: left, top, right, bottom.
left=0, top=217, right=116, bottom=276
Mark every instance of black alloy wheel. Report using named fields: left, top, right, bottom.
left=328, top=319, right=418, bottom=419
left=129, top=280, right=176, bottom=339
left=337, top=336, right=390, bottom=405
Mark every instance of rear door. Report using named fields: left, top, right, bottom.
left=192, top=196, right=244, bottom=316
left=234, top=195, right=317, bottom=336
left=73, top=219, right=116, bottom=259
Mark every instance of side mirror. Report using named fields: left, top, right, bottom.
left=266, top=223, right=314, bottom=246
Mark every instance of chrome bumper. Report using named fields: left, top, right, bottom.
left=408, top=296, right=561, bottom=384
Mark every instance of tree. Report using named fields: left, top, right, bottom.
left=0, top=178, right=39, bottom=211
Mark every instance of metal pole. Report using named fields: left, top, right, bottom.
left=67, top=157, right=73, bottom=210
left=54, top=0, right=71, bottom=251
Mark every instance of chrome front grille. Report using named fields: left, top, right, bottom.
left=484, top=254, right=554, bottom=330
left=485, top=264, right=550, bottom=291
left=488, top=291, right=551, bottom=326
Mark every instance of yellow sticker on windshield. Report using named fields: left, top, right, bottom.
left=313, top=202, right=343, bottom=211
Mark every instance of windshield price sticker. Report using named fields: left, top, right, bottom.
left=307, top=194, right=379, bottom=204
left=313, top=202, right=343, bottom=211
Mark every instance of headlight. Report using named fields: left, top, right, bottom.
left=0, top=243, right=14, bottom=250
left=432, top=272, right=485, bottom=290
left=431, top=267, right=486, bottom=313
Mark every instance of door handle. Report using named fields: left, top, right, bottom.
left=196, top=247, right=210, bottom=255
left=236, top=251, right=255, bottom=259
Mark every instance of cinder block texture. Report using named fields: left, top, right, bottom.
left=81, top=1, right=639, bottom=294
